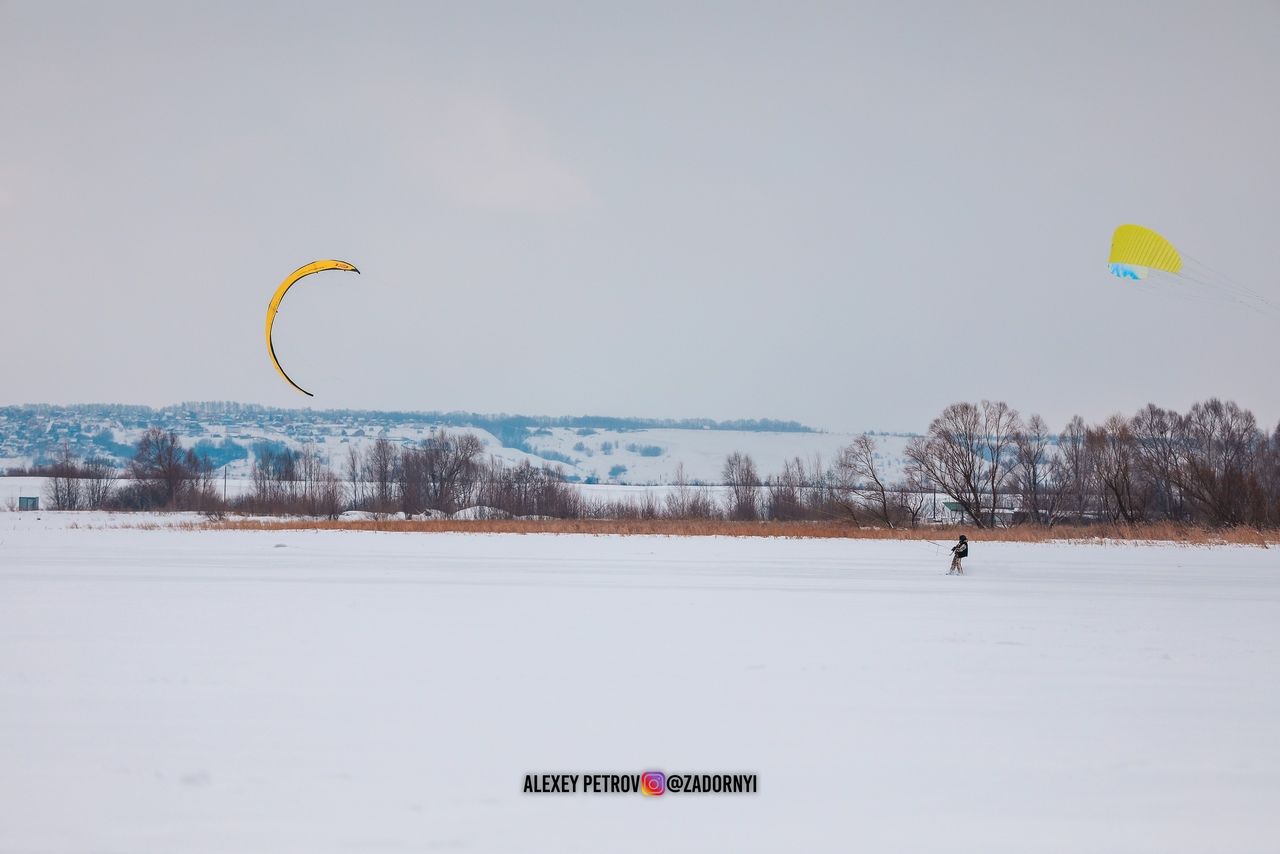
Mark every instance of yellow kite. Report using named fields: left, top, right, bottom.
left=1108, top=225, right=1182, bottom=280
left=1105, top=225, right=1280, bottom=316
left=265, top=260, right=359, bottom=396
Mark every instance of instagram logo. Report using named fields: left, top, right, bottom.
left=640, top=771, right=666, bottom=797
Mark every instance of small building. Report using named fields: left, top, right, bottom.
left=18, top=496, right=39, bottom=511
left=941, top=501, right=967, bottom=524
left=941, top=500, right=1018, bottom=527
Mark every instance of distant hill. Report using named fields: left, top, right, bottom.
left=0, top=402, right=918, bottom=485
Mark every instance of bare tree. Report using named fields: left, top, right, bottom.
left=314, top=469, right=346, bottom=519
left=894, top=476, right=928, bottom=528
left=665, top=463, right=719, bottom=519
left=1130, top=404, right=1186, bottom=521
left=835, top=434, right=897, bottom=528
left=1014, top=414, right=1057, bottom=525
left=1262, top=422, right=1280, bottom=528
left=766, top=458, right=808, bottom=521
left=398, top=443, right=428, bottom=517
left=1054, top=415, right=1093, bottom=523
left=364, top=435, right=398, bottom=514
left=345, top=444, right=364, bottom=510
left=192, top=454, right=219, bottom=514
left=906, top=401, right=1020, bottom=527
left=479, top=459, right=581, bottom=518
left=722, top=452, right=760, bottom=521
left=80, top=457, right=118, bottom=510
left=251, top=445, right=297, bottom=511
left=665, top=462, right=693, bottom=518
left=1088, top=415, right=1143, bottom=523
left=397, top=431, right=485, bottom=516
left=980, top=400, right=1022, bottom=524
left=45, top=441, right=82, bottom=511
left=129, top=428, right=202, bottom=509
left=1174, top=399, right=1264, bottom=526
left=422, top=431, right=485, bottom=514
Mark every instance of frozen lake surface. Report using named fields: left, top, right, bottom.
left=1, top=519, right=1277, bottom=852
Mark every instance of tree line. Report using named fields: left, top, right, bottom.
left=24, top=398, right=1280, bottom=530
left=39, top=430, right=222, bottom=512
left=719, top=398, right=1280, bottom=530
left=35, top=429, right=582, bottom=519
left=907, top=398, right=1280, bottom=529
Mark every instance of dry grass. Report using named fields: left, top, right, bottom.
left=183, top=516, right=1276, bottom=546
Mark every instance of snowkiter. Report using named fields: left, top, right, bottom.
left=949, top=535, right=968, bottom=575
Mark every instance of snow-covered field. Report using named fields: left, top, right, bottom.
left=2, top=520, right=1277, bottom=852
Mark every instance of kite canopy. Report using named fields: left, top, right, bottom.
left=265, top=259, right=359, bottom=396
left=1108, top=225, right=1182, bottom=280
left=1104, top=223, right=1280, bottom=316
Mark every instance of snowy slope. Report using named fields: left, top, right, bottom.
left=523, top=427, right=915, bottom=483
left=4, top=417, right=918, bottom=485
left=1, top=527, right=1276, bottom=853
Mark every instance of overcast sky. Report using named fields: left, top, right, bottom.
left=2, top=1, right=1277, bottom=432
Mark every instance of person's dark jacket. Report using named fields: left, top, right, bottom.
left=952, top=539, right=968, bottom=558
